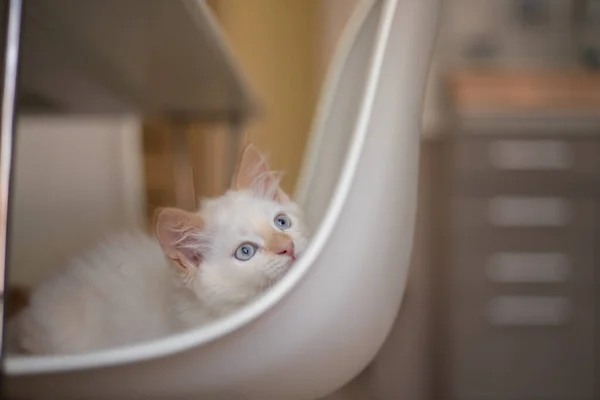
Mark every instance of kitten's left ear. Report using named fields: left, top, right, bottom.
left=155, top=207, right=206, bottom=273
left=232, top=143, right=290, bottom=203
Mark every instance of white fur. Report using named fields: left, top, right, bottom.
left=13, top=188, right=308, bottom=355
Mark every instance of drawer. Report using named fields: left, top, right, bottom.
left=452, top=196, right=595, bottom=231
left=447, top=196, right=597, bottom=399
left=449, top=196, right=596, bottom=290
left=451, top=137, right=600, bottom=195
left=451, top=243, right=595, bottom=297
left=450, top=293, right=596, bottom=400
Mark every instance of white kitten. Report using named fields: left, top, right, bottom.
left=12, top=144, right=309, bottom=355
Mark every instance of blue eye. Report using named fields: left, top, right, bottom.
left=274, top=213, right=292, bottom=230
left=234, top=243, right=257, bottom=261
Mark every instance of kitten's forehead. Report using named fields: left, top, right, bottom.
left=201, top=190, right=289, bottom=231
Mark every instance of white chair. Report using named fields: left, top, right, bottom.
left=4, top=0, right=440, bottom=398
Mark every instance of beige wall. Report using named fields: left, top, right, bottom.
left=316, top=0, right=360, bottom=79
left=208, top=0, right=321, bottom=195
left=9, top=116, right=145, bottom=285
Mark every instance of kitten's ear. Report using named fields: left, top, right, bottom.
left=232, top=143, right=290, bottom=203
left=155, top=207, right=206, bottom=273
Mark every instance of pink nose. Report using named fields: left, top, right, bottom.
left=277, top=242, right=295, bottom=259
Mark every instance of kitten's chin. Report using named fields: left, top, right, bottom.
left=261, top=260, right=294, bottom=291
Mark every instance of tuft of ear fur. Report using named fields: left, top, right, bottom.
left=154, top=207, right=208, bottom=274
left=232, top=143, right=290, bottom=203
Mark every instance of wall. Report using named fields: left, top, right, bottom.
left=207, top=0, right=321, bottom=195
left=421, top=0, right=600, bottom=137
left=316, top=0, right=361, bottom=81
left=8, top=116, right=145, bottom=286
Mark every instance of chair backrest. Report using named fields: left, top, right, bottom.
left=295, top=0, right=381, bottom=232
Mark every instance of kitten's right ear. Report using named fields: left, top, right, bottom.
left=155, top=207, right=206, bottom=273
left=232, top=143, right=290, bottom=202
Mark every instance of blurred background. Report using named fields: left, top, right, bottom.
left=3, top=0, right=600, bottom=399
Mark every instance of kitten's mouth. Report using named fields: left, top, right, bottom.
left=286, top=254, right=298, bottom=265
left=264, top=259, right=295, bottom=286
left=290, top=247, right=304, bottom=263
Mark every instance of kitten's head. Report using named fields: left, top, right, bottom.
left=155, top=144, right=309, bottom=314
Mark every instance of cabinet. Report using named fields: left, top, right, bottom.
left=445, top=131, right=599, bottom=400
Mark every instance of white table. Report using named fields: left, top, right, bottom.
left=0, top=0, right=259, bottom=351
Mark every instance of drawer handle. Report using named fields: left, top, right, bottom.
left=486, top=296, right=571, bottom=326
left=487, top=252, right=571, bottom=283
left=489, top=140, right=573, bottom=170
left=488, top=196, right=571, bottom=227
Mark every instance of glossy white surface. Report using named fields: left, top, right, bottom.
left=5, top=0, right=440, bottom=398
left=0, top=0, right=22, bottom=303
left=19, top=0, right=257, bottom=116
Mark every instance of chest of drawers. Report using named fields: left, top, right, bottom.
left=444, top=131, right=600, bottom=400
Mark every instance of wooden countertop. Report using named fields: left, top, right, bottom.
left=447, top=69, right=600, bottom=115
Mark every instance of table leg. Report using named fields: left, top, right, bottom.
left=0, top=0, right=22, bottom=352
left=171, top=122, right=196, bottom=211
left=226, top=117, right=242, bottom=188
